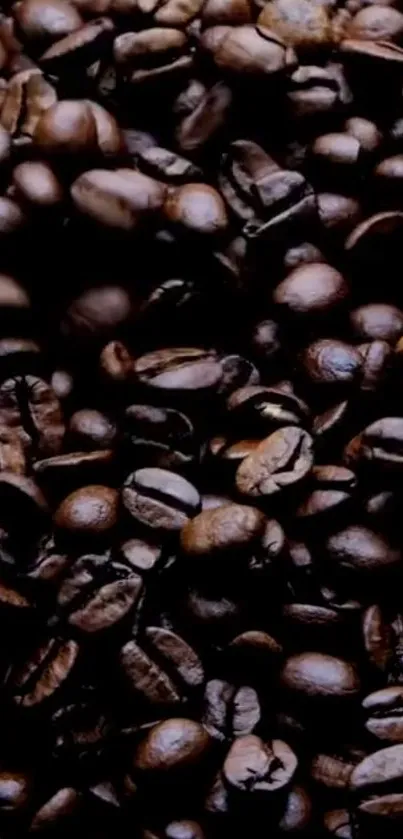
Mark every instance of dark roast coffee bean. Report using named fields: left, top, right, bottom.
left=227, top=386, right=309, bottom=434
left=133, top=718, right=211, bottom=772
left=10, top=636, right=79, bottom=707
left=123, top=467, right=200, bottom=534
left=181, top=503, right=266, bottom=556
left=273, top=262, right=349, bottom=317
left=120, top=627, right=204, bottom=704
left=326, top=526, right=401, bottom=574
left=123, top=404, right=196, bottom=472
left=223, top=735, right=298, bottom=795
left=15, top=0, right=83, bottom=45
left=68, top=409, right=117, bottom=450
left=236, top=427, right=314, bottom=498
left=363, top=686, right=403, bottom=742
left=202, top=678, right=261, bottom=742
left=0, top=375, right=65, bottom=459
left=54, top=485, right=119, bottom=545
left=134, top=348, right=222, bottom=397
left=281, top=652, right=360, bottom=700
left=29, top=787, right=81, bottom=832
left=34, top=450, right=115, bottom=499
left=56, top=551, right=143, bottom=633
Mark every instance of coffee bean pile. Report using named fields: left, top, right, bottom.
left=2, top=0, right=403, bottom=836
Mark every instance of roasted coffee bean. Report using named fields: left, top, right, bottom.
left=223, top=735, right=298, bottom=795
left=120, top=627, right=204, bottom=704
left=9, top=636, right=79, bottom=707
left=0, top=376, right=65, bottom=459
left=236, top=427, right=314, bottom=498
left=123, top=466, right=200, bottom=535
left=34, top=450, right=115, bottom=500
left=134, top=348, right=223, bottom=398
left=219, top=140, right=314, bottom=239
left=29, top=787, right=82, bottom=832
left=71, top=169, right=166, bottom=230
left=326, top=525, right=401, bottom=575
left=201, top=25, right=295, bottom=76
left=56, top=551, right=143, bottom=633
left=123, top=405, right=196, bottom=472
left=202, top=678, right=261, bottom=742
left=363, top=686, right=403, bottom=743
left=54, top=484, right=119, bottom=546
left=15, top=0, right=83, bottom=46
left=227, top=386, right=309, bottom=434
left=133, top=718, right=211, bottom=772
left=281, top=652, right=360, bottom=700
left=68, top=409, right=117, bottom=450
left=181, top=503, right=266, bottom=556
left=273, top=262, right=349, bottom=318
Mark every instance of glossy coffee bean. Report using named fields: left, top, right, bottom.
left=120, top=628, right=204, bottom=704
left=54, top=485, right=119, bottom=544
left=223, top=735, right=298, bottom=795
left=68, top=409, right=117, bottom=450
left=133, top=719, right=211, bottom=772
left=122, top=467, right=200, bottom=533
left=281, top=652, right=360, bottom=700
left=273, top=262, right=349, bottom=317
left=236, top=427, right=314, bottom=498
left=181, top=503, right=266, bottom=556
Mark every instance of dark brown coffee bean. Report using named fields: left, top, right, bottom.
left=0, top=375, right=64, bottom=460
left=201, top=25, right=295, bottom=76
left=68, top=409, right=117, bottom=450
left=223, top=735, right=298, bottom=795
left=113, top=27, right=192, bottom=85
left=301, top=339, right=362, bottom=386
left=100, top=341, right=135, bottom=384
left=180, top=503, right=266, bottom=556
left=257, top=0, right=332, bottom=51
left=350, top=743, right=403, bottom=792
left=123, top=467, right=200, bottom=534
left=120, top=628, right=204, bottom=704
left=227, top=386, right=309, bottom=434
left=34, top=450, right=114, bottom=499
left=123, top=404, right=196, bottom=472
left=29, top=787, right=81, bottom=831
left=0, top=68, right=57, bottom=145
left=236, top=426, right=314, bottom=498
left=323, top=808, right=352, bottom=838
left=133, top=718, right=211, bottom=772
left=56, top=551, right=143, bottom=633
left=163, top=183, right=228, bottom=236
left=134, top=348, right=223, bottom=396
left=201, top=0, right=252, bottom=25
left=295, top=465, right=357, bottom=521
left=219, top=140, right=314, bottom=239
left=10, top=637, right=79, bottom=707
left=71, top=169, right=166, bottom=230
left=363, top=686, right=403, bottom=742
left=12, top=161, right=63, bottom=207
left=350, top=303, right=403, bottom=342
left=119, top=537, right=162, bottom=573
left=281, top=652, right=360, bottom=699
left=347, top=6, right=403, bottom=42
left=0, top=772, right=32, bottom=813
left=40, top=16, right=114, bottom=69
left=274, top=262, right=349, bottom=317
left=62, top=286, right=133, bottom=343
left=0, top=425, right=26, bottom=474
left=54, top=485, right=119, bottom=545
left=326, top=525, right=401, bottom=574
left=15, top=0, right=83, bottom=45
left=202, top=678, right=261, bottom=742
